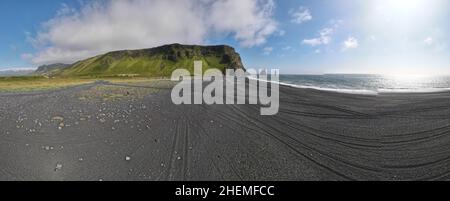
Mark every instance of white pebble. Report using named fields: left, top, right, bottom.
left=55, top=164, right=63, bottom=171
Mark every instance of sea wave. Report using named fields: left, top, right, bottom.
left=248, top=76, right=450, bottom=95
left=280, top=83, right=379, bottom=95
left=247, top=76, right=379, bottom=95
left=285, top=83, right=450, bottom=95
left=377, top=88, right=450, bottom=94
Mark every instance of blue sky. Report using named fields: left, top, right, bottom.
left=1, top=0, right=449, bottom=75
left=0, top=0, right=75, bottom=67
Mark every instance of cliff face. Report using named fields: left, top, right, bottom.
left=34, top=63, right=70, bottom=75
left=57, top=44, right=245, bottom=77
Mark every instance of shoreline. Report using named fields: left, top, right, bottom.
left=278, top=81, right=450, bottom=95
left=249, top=76, right=450, bottom=95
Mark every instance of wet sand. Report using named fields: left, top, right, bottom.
left=0, top=81, right=449, bottom=181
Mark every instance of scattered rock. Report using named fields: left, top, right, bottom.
left=52, top=116, right=64, bottom=121
left=55, top=163, right=63, bottom=171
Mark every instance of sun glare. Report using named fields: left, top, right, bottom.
left=371, top=0, right=441, bottom=26
left=385, top=0, right=426, bottom=12
left=386, top=73, right=429, bottom=81
left=362, top=0, right=447, bottom=75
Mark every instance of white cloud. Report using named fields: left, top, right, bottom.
left=282, top=46, right=292, bottom=51
left=424, top=37, right=434, bottom=45
left=21, top=53, right=34, bottom=61
left=289, top=7, right=312, bottom=24
left=302, top=20, right=342, bottom=47
left=276, top=30, right=286, bottom=36
left=302, top=38, right=324, bottom=46
left=342, top=37, right=359, bottom=51
left=208, top=0, right=278, bottom=47
left=302, top=28, right=333, bottom=46
left=25, top=0, right=279, bottom=65
left=263, top=47, right=274, bottom=55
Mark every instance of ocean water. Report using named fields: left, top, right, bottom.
left=278, top=74, right=450, bottom=95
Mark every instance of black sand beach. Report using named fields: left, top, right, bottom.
left=0, top=81, right=449, bottom=181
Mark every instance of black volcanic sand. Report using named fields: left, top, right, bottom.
left=0, top=80, right=449, bottom=181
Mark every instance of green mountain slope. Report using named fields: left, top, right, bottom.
left=57, top=44, right=245, bottom=77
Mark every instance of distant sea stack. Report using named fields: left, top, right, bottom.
left=49, top=44, right=245, bottom=77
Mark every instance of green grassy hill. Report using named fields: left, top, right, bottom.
left=50, top=44, right=245, bottom=77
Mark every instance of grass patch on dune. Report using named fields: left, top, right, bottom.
left=0, top=77, right=94, bottom=92
left=0, top=76, right=173, bottom=92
